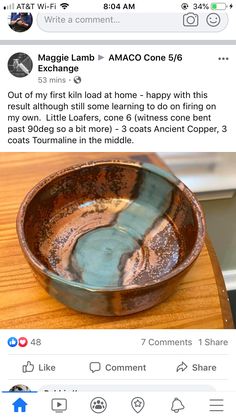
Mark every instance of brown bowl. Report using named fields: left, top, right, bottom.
left=17, top=160, right=205, bottom=316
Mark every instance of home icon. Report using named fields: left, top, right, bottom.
left=12, top=398, right=27, bottom=413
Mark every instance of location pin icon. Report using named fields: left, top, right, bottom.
left=131, top=397, right=145, bottom=413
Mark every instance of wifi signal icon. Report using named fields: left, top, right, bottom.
left=60, top=3, right=69, bottom=9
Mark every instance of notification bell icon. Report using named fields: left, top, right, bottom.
left=171, top=398, right=185, bottom=413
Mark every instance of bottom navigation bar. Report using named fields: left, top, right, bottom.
left=0, top=391, right=233, bottom=418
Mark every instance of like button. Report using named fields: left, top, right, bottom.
left=22, top=361, right=34, bottom=373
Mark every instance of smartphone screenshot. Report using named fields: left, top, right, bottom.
left=0, top=0, right=236, bottom=417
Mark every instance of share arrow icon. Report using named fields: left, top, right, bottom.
left=176, top=361, right=188, bottom=372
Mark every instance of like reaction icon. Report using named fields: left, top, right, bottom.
left=8, top=337, right=18, bottom=347
left=22, top=361, right=34, bottom=373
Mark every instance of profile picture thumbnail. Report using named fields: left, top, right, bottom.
left=8, top=53, right=33, bottom=78
left=8, top=12, right=33, bottom=32
left=9, top=384, right=30, bottom=392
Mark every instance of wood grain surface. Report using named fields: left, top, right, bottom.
left=0, top=152, right=233, bottom=329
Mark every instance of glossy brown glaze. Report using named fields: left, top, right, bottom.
left=17, top=160, right=206, bottom=316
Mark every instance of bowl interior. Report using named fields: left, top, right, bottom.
left=21, top=162, right=202, bottom=290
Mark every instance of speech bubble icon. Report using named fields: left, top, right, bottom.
left=89, top=362, right=101, bottom=373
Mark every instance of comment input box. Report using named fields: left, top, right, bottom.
left=37, top=13, right=228, bottom=33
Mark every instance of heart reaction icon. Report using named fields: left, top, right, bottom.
left=18, top=337, right=28, bottom=348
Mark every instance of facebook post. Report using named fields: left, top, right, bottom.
left=1, top=45, right=235, bottom=151
left=0, top=0, right=236, bottom=417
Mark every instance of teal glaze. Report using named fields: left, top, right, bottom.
left=142, top=162, right=178, bottom=184
left=69, top=171, right=174, bottom=288
left=71, top=226, right=138, bottom=287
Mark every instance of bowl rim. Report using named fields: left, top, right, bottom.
left=16, top=159, right=206, bottom=293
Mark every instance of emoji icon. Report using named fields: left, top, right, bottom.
left=206, top=13, right=221, bottom=27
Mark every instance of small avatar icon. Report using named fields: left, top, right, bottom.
left=9, top=384, right=30, bottom=392
left=9, top=12, right=33, bottom=32
left=8, top=53, right=33, bottom=78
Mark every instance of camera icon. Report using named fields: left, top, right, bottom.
left=183, top=13, right=199, bottom=27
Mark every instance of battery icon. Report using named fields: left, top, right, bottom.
left=211, top=2, right=227, bottom=10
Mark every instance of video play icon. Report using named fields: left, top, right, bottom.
left=51, top=398, right=67, bottom=413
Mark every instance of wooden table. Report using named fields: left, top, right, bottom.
left=0, top=152, right=233, bottom=329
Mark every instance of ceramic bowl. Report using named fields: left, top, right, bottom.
left=17, top=160, right=205, bottom=316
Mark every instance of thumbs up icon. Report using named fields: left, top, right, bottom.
left=22, top=361, right=34, bottom=373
